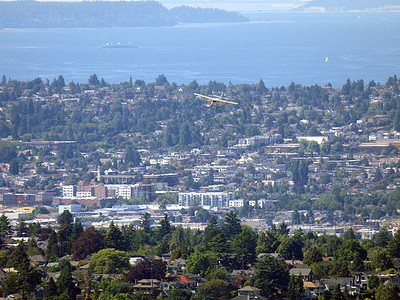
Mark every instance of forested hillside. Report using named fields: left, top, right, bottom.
left=0, top=1, right=247, bottom=28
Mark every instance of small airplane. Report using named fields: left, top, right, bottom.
left=194, top=92, right=238, bottom=108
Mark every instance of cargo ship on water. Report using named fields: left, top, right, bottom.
left=102, top=42, right=137, bottom=48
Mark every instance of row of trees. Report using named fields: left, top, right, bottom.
left=2, top=209, right=400, bottom=299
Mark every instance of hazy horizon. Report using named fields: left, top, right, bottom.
left=0, top=0, right=311, bottom=12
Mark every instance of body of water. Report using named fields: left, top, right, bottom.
left=0, top=12, right=399, bottom=87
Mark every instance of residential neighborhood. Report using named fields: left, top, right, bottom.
left=0, top=74, right=400, bottom=298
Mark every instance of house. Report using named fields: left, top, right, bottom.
left=5, top=294, right=23, bottom=300
left=303, top=281, right=322, bottom=299
left=353, top=272, right=370, bottom=289
left=133, top=279, right=161, bottom=294
left=161, top=252, right=172, bottom=261
left=231, top=269, right=255, bottom=278
left=289, top=268, right=314, bottom=282
left=377, top=273, right=400, bottom=287
left=167, top=258, right=186, bottom=275
left=160, top=281, right=182, bottom=294
left=231, top=269, right=254, bottom=288
left=129, top=256, right=144, bottom=266
left=30, top=254, right=47, bottom=267
left=174, top=274, right=197, bottom=289
left=232, top=286, right=266, bottom=300
left=285, top=259, right=306, bottom=268
left=320, top=277, right=359, bottom=295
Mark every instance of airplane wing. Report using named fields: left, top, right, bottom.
left=194, top=93, right=238, bottom=105
left=215, top=99, right=238, bottom=105
left=194, top=93, right=217, bottom=101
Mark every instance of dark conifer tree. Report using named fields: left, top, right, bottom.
left=106, top=221, right=125, bottom=251
left=223, top=210, right=242, bottom=240
left=56, top=261, right=75, bottom=297
left=141, top=212, right=152, bottom=234
left=44, top=277, right=58, bottom=298
left=158, top=213, right=171, bottom=237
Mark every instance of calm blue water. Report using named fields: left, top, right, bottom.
left=0, top=12, right=399, bottom=87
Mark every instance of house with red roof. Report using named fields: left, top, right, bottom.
left=174, top=274, right=197, bottom=289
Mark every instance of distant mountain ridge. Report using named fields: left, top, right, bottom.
left=0, top=1, right=247, bottom=28
left=296, top=0, right=400, bottom=11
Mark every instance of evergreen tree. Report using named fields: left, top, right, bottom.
left=125, top=147, right=141, bottom=167
left=204, top=215, right=221, bottom=247
left=140, top=212, right=152, bottom=234
left=276, top=222, right=290, bottom=236
left=7, top=242, right=41, bottom=297
left=155, top=74, right=169, bottom=86
left=374, top=228, right=392, bottom=247
left=208, top=232, right=227, bottom=254
left=287, top=159, right=310, bottom=193
left=58, top=210, right=73, bottom=226
left=7, top=241, right=30, bottom=270
left=121, top=224, right=136, bottom=252
left=46, top=230, right=60, bottom=260
left=255, top=254, right=289, bottom=298
left=9, top=158, right=19, bottom=175
left=179, top=122, right=192, bottom=145
left=343, top=227, right=356, bottom=240
left=168, top=225, right=185, bottom=251
left=158, top=213, right=171, bottom=238
left=232, top=225, right=258, bottom=267
left=56, top=261, right=75, bottom=297
left=88, top=74, right=100, bottom=86
left=106, top=221, right=125, bottom=251
left=223, top=210, right=242, bottom=240
left=387, top=230, right=400, bottom=257
left=44, top=277, right=58, bottom=298
left=0, top=214, right=11, bottom=237
left=71, top=220, right=84, bottom=241
left=256, top=230, right=280, bottom=254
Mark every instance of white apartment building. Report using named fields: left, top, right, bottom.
left=62, top=185, right=76, bottom=198
left=178, top=191, right=235, bottom=208
left=105, top=184, right=155, bottom=200
left=249, top=199, right=275, bottom=208
left=105, top=184, right=133, bottom=199
left=76, top=191, right=92, bottom=198
left=229, top=199, right=244, bottom=208
left=236, top=133, right=281, bottom=148
left=58, top=204, right=82, bottom=214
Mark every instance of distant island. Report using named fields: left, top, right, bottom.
left=0, top=1, right=247, bottom=28
left=296, top=0, right=400, bottom=12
